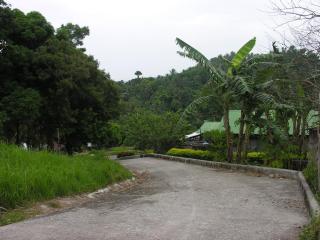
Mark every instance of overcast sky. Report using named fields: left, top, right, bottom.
left=9, top=0, right=285, bottom=81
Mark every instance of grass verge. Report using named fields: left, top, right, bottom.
left=0, top=143, right=132, bottom=210
left=299, top=215, right=320, bottom=240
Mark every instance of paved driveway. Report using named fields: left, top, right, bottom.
left=0, top=157, right=308, bottom=240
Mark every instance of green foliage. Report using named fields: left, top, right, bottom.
left=120, top=111, right=190, bottom=152
left=246, top=152, right=266, bottom=165
left=303, top=160, right=319, bottom=194
left=203, top=130, right=227, bottom=160
left=269, top=160, right=284, bottom=169
left=167, top=148, right=217, bottom=161
left=117, top=151, right=136, bottom=158
left=104, top=146, right=135, bottom=156
left=56, top=23, right=89, bottom=47
left=0, top=143, right=132, bottom=209
left=0, top=3, right=119, bottom=150
left=0, top=208, right=40, bottom=226
left=299, top=215, right=320, bottom=240
left=227, top=37, right=256, bottom=76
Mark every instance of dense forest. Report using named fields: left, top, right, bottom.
left=0, top=1, right=119, bottom=152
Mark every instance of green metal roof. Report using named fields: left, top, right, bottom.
left=198, top=110, right=318, bottom=135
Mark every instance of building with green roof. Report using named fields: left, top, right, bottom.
left=186, top=110, right=318, bottom=140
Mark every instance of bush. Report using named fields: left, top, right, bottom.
left=167, top=148, right=219, bottom=161
left=117, top=151, right=136, bottom=158
left=0, top=143, right=132, bottom=209
left=203, top=130, right=227, bottom=160
left=246, top=152, right=266, bottom=165
left=303, top=160, right=319, bottom=193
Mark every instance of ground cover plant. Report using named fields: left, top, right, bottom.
left=0, top=144, right=132, bottom=209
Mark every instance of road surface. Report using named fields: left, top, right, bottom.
left=0, top=157, right=308, bottom=240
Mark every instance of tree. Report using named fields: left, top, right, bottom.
left=56, top=23, right=89, bottom=48
left=1, top=87, right=41, bottom=144
left=135, top=70, right=142, bottom=79
left=0, top=2, right=120, bottom=151
left=120, top=111, right=189, bottom=152
left=176, top=37, right=256, bottom=162
left=272, top=0, right=320, bottom=53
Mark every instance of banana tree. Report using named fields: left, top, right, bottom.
left=176, top=37, right=256, bottom=162
left=234, top=54, right=281, bottom=162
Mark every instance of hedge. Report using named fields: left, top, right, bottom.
left=167, top=148, right=221, bottom=161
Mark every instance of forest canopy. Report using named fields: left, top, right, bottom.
left=0, top=1, right=119, bottom=152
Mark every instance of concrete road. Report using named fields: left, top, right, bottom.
left=0, top=157, right=308, bottom=240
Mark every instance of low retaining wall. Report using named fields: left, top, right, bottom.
left=144, top=153, right=320, bottom=219
left=146, top=153, right=299, bottom=179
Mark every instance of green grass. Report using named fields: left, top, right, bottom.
left=0, top=208, right=39, bottom=226
left=104, top=146, right=136, bottom=156
left=0, top=144, right=132, bottom=209
left=299, top=215, right=320, bottom=240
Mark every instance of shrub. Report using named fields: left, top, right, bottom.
left=167, top=148, right=219, bottom=161
left=246, top=152, right=266, bottom=165
left=117, top=151, right=135, bottom=158
left=303, top=160, right=319, bottom=193
left=203, top=130, right=227, bottom=160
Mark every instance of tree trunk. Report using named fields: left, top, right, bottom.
left=243, top=123, right=250, bottom=162
left=223, top=104, right=233, bottom=162
left=317, top=124, right=320, bottom=192
left=296, top=114, right=302, bottom=143
left=265, top=111, right=274, bottom=144
left=299, top=114, right=307, bottom=155
left=236, top=110, right=245, bottom=163
left=318, top=94, right=320, bottom=192
left=292, top=113, right=297, bottom=138
left=15, top=122, right=20, bottom=145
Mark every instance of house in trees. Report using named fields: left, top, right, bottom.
left=185, top=110, right=318, bottom=150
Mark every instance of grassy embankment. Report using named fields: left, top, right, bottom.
left=0, top=143, right=132, bottom=224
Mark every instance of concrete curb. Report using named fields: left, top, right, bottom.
left=144, top=154, right=320, bottom=219
left=145, top=153, right=299, bottom=179
left=298, top=172, right=320, bottom=217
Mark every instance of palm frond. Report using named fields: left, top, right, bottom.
left=227, top=37, right=256, bottom=76
left=254, top=92, right=275, bottom=105
left=231, top=76, right=252, bottom=95
left=176, top=38, right=223, bottom=83
left=178, top=95, right=215, bottom=126
left=256, top=80, right=274, bottom=90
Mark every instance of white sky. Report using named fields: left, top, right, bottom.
left=8, top=0, right=285, bottom=81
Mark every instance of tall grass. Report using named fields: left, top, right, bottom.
left=0, top=144, right=132, bottom=209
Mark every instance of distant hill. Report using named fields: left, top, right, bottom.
left=117, top=54, right=235, bottom=125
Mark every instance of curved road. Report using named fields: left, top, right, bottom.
left=0, top=157, right=308, bottom=240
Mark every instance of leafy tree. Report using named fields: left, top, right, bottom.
left=176, top=37, right=256, bottom=162
left=134, top=70, right=142, bottom=79
left=120, top=111, right=189, bottom=152
left=56, top=23, right=89, bottom=48
left=1, top=87, right=41, bottom=144
left=0, top=2, right=119, bottom=151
